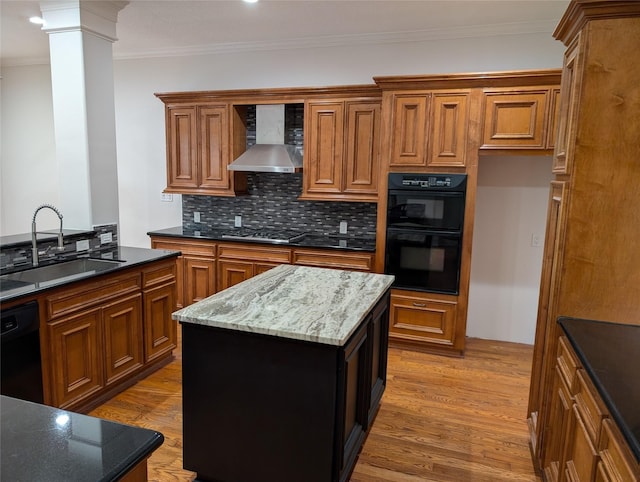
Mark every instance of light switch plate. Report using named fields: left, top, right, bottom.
left=194, top=212, right=201, bottom=223
left=339, top=221, right=348, bottom=235
left=235, top=215, right=242, bottom=227
left=76, top=239, right=90, bottom=252
left=160, top=193, right=173, bottom=202
left=100, top=232, right=113, bottom=244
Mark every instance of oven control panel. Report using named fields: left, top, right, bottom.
left=389, top=173, right=467, bottom=190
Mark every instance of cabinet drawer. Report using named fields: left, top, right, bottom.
left=389, top=291, right=457, bottom=345
left=150, top=237, right=216, bottom=257
left=292, top=249, right=374, bottom=272
left=557, top=336, right=581, bottom=391
left=218, top=243, right=291, bottom=264
left=599, top=419, right=640, bottom=482
left=45, top=272, right=141, bottom=320
left=142, top=259, right=177, bottom=288
left=575, top=369, right=607, bottom=446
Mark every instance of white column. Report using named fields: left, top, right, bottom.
left=40, top=0, right=127, bottom=230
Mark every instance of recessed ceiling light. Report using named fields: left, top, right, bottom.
left=243, top=0, right=259, bottom=3
left=29, top=16, right=45, bottom=25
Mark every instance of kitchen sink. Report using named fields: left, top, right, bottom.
left=1, top=258, right=125, bottom=288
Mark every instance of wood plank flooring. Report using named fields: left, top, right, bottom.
left=90, top=331, right=540, bottom=481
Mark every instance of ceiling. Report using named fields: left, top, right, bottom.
left=1, top=0, right=570, bottom=67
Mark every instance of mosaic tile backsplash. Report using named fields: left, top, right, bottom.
left=182, top=173, right=377, bottom=238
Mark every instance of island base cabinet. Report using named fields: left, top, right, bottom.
left=181, top=291, right=390, bottom=482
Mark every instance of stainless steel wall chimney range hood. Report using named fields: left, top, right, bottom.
left=227, top=104, right=303, bottom=173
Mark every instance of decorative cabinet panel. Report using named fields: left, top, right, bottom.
left=157, top=98, right=247, bottom=196
left=388, top=289, right=460, bottom=353
left=553, top=34, right=584, bottom=175
left=302, top=99, right=380, bottom=201
left=48, top=309, right=104, bottom=408
left=143, top=282, right=177, bottom=363
left=388, top=94, right=430, bottom=167
left=481, top=87, right=557, bottom=150
left=429, top=92, right=471, bottom=167
left=102, top=294, right=144, bottom=386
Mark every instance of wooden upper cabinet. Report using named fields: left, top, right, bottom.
left=166, top=106, right=198, bottom=190
left=199, top=105, right=230, bottom=191
left=304, top=101, right=344, bottom=196
left=482, top=87, right=556, bottom=150
left=388, top=94, right=430, bottom=167
left=429, top=92, right=470, bottom=167
left=302, top=98, right=380, bottom=202
left=343, top=101, right=380, bottom=197
left=159, top=99, right=247, bottom=196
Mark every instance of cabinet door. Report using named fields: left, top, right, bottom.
left=184, top=256, right=216, bottom=306
left=143, top=282, right=177, bottom=363
left=199, top=105, right=231, bottom=191
left=598, top=419, right=640, bottom=482
left=166, top=106, right=198, bottom=190
left=48, top=309, right=104, bottom=408
left=547, top=87, right=562, bottom=150
left=343, top=101, right=380, bottom=199
left=429, top=92, right=469, bottom=167
left=103, top=294, right=144, bottom=385
left=482, top=89, right=549, bottom=149
left=565, top=405, right=599, bottom=482
left=389, top=291, right=458, bottom=347
left=218, top=260, right=253, bottom=291
left=542, top=366, right=573, bottom=482
left=304, top=101, right=344, bottom=196
left=338, top=322, right=369, bottom=480
left=553, top=34, right=583, bottom=174
left=389, top=94, right=429, bottom=167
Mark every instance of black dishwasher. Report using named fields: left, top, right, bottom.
left=1, top=301, right=44, bottom=403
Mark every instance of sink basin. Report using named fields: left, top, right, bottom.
left=1, top=258, right=124, bottom=287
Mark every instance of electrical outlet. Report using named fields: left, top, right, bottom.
left=160, top=193, right=173, bottom=202
left=531, top=233, right=543, bottom=247
left=99, top=232, right=113, bottom=244
left=235, top=215, right=242, bottom=228
left=194, top=211, right=201, bottom=223
left=76, top=239, right=90, bottom=252
left=339, top=221, right=348, bottom=235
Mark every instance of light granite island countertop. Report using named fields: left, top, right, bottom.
left=173, top=263, right=394, bottom=345
left=175, top=264, right=394, bottom=482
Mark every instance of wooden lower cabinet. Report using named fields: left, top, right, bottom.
left=388, top=289, right=460, bottom=354
left=217, top=243, right=291, bottom=291
left=292, top=248, right=374, bottom=272
left=541, top=335, right=640, bottom=482
left=43, top=259, right=178, bottom=411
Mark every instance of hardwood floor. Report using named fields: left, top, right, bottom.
left=90, top=331, right=540, bottom=481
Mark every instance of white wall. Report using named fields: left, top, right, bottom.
left=467, top=156, right=553, bottom=344
left=1, top=30, right=565, bottom=343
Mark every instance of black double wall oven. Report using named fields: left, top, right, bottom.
left=385, top=173, right=467, bottom=295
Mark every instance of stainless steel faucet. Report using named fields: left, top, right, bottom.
left=31, top=204, right=65, bottom=267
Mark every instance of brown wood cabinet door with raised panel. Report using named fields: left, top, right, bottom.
left=103, top=294, right=144, bottom=385
left=199, top=105, right=231, bottom=191
left=184, top=256, right=216, bottom=306
left=304, top=101, right=344, bottom=196
left=166, top=106, right=198, bottom=190
left=565, top=405, right=599, bottom=482
left=254, top=263, right=279, bottom=276
left=543, top=366, right=574, bottom=482
left=553, top=34, right=583, bottom=174
left=388, top=291, right=457, bottom=346
left=482, top=89, right=549, bottom=149
left=343, top=101, right=380, bottom=199
left=143, top=282, right=177, bottom=363
left=429, top=92, right=469, bottom=167
left=218, top=260, right=253, bottom=291
left=48, top=309, right=104, bottom=408
left=389, top=94, right=429, bottom=167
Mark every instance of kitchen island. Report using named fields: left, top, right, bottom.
left=173, top=264, right=394, bottom=482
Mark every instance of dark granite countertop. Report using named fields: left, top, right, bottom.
left=559, top=317, right=640, bottom=462
left=147, top=226, right=376, bottom=252
left=0, top=246, right=180, bottom=303
left=1, top=396, right=164, bottom=481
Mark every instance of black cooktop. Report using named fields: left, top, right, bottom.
left=220, top=228, right=307, bottom=244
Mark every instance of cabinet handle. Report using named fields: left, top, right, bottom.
left=412, top=302, right=427, bottom=307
